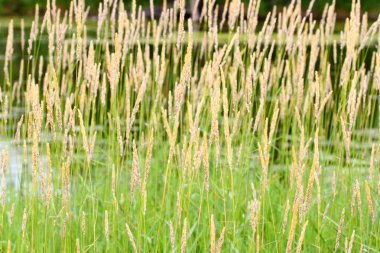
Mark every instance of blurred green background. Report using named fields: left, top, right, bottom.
left=0, top=0, right=379, bottom=18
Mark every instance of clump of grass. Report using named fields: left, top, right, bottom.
left=0, top=0, right=379, bottom=251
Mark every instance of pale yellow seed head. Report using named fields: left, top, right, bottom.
left=125, top=222, right=138, bottom=253
left=105, top=210, right=109, bottom=240
left=181, top=218, right=187, bottom=253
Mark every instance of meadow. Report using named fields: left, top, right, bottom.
left=0, top=0, right=380, bottom=252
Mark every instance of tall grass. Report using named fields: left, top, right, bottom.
left=0, top=0, right=379, bottom=252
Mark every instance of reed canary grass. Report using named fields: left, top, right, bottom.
left=125, top=222, right=138, bottom=253
left=335, top=208, right=345, bottom=252
left=0, top=0, right=377, bottom=252
left=210, top=214, right=216, bottom=253
left=365, top=180, right=375, bottom=224
left=216, top=227, right=226, bottom=253
left=169, top=220, right=175, bottom=252
left=181, top=218, right=187, bottom=253
left=296, top=220, right=308, bottom=253
left=286, top=196, right=300, bottom=253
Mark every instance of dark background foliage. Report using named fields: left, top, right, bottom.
left=0, top=0, right=379, bottom=18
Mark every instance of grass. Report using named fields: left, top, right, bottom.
left=0, top=0, right=379, bottom=252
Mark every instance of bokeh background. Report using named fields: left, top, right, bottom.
left=0, top=0, right=379, bottom=19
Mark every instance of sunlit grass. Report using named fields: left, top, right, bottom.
left=0, top=0, right=379, bottom=252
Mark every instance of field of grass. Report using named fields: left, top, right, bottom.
left=0, top=0, right=380, bottom=252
